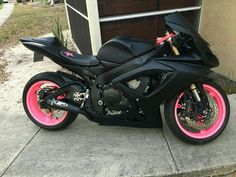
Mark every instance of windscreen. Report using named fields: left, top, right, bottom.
left=164, top=12, right=219, bottom=67
left=164, top=12, right=197, bottom=36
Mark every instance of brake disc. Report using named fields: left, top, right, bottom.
left=179, top=94, right=218, bottom=131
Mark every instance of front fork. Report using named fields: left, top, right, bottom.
left=190, top=84, right=201, bottom=102
left=167, top=33, right=210, bottom=117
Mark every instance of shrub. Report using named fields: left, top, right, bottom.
left=52, top=17, right=67, bottom=47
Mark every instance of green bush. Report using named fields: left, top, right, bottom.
left=52, top=17, right=67, bottom=47
left=0, top=0, right=3, bottom=4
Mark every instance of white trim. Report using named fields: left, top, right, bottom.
left=198, top=1, right=204, bottom=32
left=66, top=3, right=89, bottom=21
left=86, top=0, right=102, bottom=55
left=100, top=6, right=201, bottom=22
left=64, top=1, right=81, bottom=53
left=64, top=0, right=72, bottom=44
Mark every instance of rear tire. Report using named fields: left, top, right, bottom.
left=22, top=72, right=78, bottom=130
left=164, top=81, right=230, bottom=144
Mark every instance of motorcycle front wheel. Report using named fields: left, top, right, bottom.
left=164, top=81, right=230, bottom=144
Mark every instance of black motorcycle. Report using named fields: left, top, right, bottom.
left=21, top=13, right=230, bottom=144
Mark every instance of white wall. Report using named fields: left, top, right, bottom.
left=200, top=0, right=236, bottom=81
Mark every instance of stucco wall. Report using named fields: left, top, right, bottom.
left=200, top=0, right=236, bottom=81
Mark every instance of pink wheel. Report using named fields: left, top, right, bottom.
left=23, top=72, right=78, bottom=130
left=165, top=81, right=230, bottom=144
left=26, top=80, right=67, bottom=126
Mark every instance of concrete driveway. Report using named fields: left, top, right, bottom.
left=0, top=3, right=14, bottom=27
left=0, top=95, right=235, bottom=177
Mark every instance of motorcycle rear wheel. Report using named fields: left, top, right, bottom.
left=22, top=72, right=78, bottom=130
left=164, top=81, right=230, bottom=144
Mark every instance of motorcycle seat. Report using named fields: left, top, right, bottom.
left=60, top=50, right=99, bottom=66
left=97, top=36, right=155, bottom=64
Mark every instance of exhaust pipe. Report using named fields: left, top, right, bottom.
left=46, top=99, right=80, bottom=113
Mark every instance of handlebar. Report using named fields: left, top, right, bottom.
left=156, top=33, right=176, bottom=46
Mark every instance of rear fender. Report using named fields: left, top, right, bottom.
left=20, top=37, right=65, bottom=62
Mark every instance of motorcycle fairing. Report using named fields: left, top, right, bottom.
left=165, top=12, right=219, bottom=67
left=88, top=52, right=210, bottom=128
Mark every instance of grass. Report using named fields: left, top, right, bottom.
left=0, top=3, right=68, bottom=48
left=0, top=4, right=3, bottom=9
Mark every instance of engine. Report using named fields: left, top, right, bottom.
left=102, top=86, right=130, bottom=115
left=102, top=74, right=167, bottom=115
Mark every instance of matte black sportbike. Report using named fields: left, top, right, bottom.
left=21, top=13, right=230, bottom=144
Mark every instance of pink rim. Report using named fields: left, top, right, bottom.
left=26, top=80, right=68, bottom=126
left=174, top=84, right=226, bottom=139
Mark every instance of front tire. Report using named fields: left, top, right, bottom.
left=164, top=81, right=230, bottom=144
left=23, top=72, right=78, bottom=130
